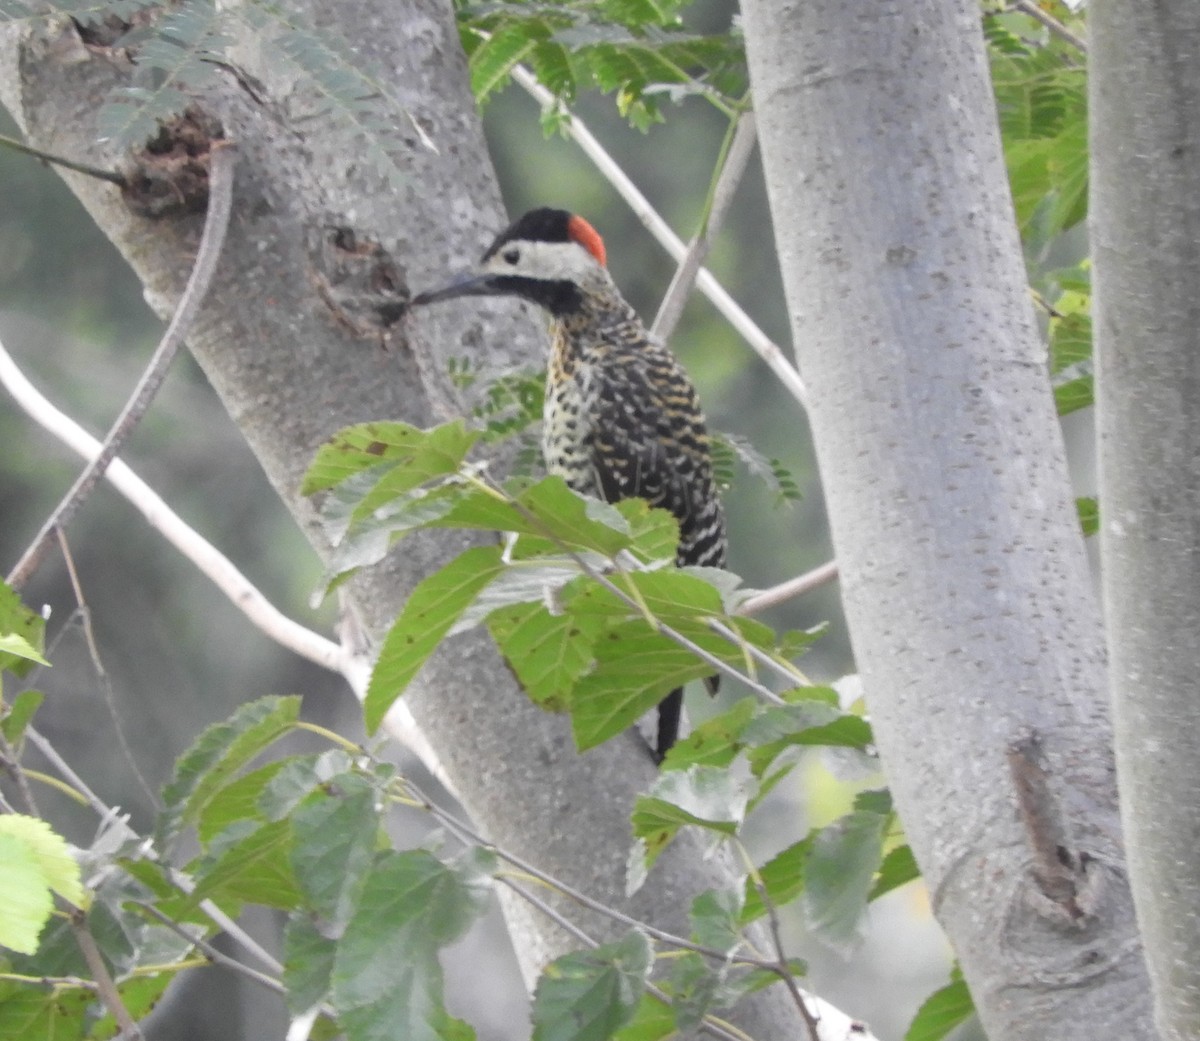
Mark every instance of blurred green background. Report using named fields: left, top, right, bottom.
left=0, top=3, right=961, bottom=1035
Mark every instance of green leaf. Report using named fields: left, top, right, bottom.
left=259, top=751, right=355, bottom=821
left=905, top=971, right=975, bottom=1041
left=1053, top=373, right=1093, bottom=416
left=610, top=993, right=675, bottom=1041
left=664, top=951, right=720, bottom=1031
left=196, top=759, right=288, bottom=846
left=631, top=766, right=750, bottom=873
left=190, top=818, right=302, bottom=910
left=331, top=850, right=489, bottom=1041
left=661, top=698, right=756, bottom=770
left=284, top=915, right=338, bottom=1015
left=0, top=835, right=51, bottom=955
left=804, top=811, right=888, bottom=953
left=0, top=814, right=84, bottom=907
left=1049, top=309, right=1091, bottom=374
left=0, top=582, right=45, bottom=679
left=741, top=837, right=810, bottom=925
left=532, top=930, right=652, bottom=1041
left=1, top=689, right=43, bottom=745
left=0, top=981, right=92, bottom=1040
left=364, top=544, right=506, bottom=733
left=291, top=775, right=381, bottom=928
left=159, top=696, right=302, bottom=847
left=302, top=420, right=479, bottom=496
left=689, top=888, right=742, bottom=955
left=1076, top=496, right=1098, bottom=538
left=469, top=19, right=552, bottom=103
left=487, top=602, right=602, bottom=711
left=870, top=844, right=921, bottom=902
left=570, top=623, right=706, bottom=751
left=745, top=702, right=875, bottom=777
left=0, top=633, right=48, bottom=668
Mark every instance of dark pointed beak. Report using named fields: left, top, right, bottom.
left=410, top=271, right=502, bottom=307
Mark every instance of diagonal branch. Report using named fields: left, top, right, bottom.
left=0, top=337, right=453, bottom=792
left=7, top=141, right=237, bottom=589
left=653, top=109, right=757, bottom=342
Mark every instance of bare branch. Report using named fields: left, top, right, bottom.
left=1011, top=0, right=1087, bottom=52
left=70, top=908, right=143, bottom=1040
left=8, top=142, right=237, bottom=589
left=737, top=560, right=840, bottom=617
left=653, top=110, right=757, bottom=342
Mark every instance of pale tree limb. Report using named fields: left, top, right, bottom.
left=0, top=336, right=454, bottom=794
left=512, top=65, right=810, bottom=408
left=1011, top=0, right=1087, bottom=52
left=8, top=142, right=237, bottom=589
left=737, top=560, right=840, bottom=617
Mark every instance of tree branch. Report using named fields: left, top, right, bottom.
left=653, top=109, right=757, bottom=342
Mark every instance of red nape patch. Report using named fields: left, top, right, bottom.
left=567, top=214, right=607, bottom=267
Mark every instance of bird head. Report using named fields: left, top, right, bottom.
left=410, top=207, right=609, bottom=317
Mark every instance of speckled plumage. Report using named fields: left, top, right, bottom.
left=412, top=208, right=727, bottom=759
left=542, top=282, right=727, bottom=575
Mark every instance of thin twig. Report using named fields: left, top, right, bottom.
left=24, top=725, right=286, bottom=977
left=1011, top=0, right=1087, bottom=52
left=653, top=110, right=757, bottom=341
left=512, top=65, right=809, bottom=409
left=0, top=132, right=127, bottom=186
left=707, top=618, right=808, bottom=690
left=404, top=778, right=785, bottom=975
left=55, top=528, right=159, bottom=808
left=0, top=728, right=39, bottom=816
left=132, top=901, right=287, bottom=996
left=0, top=971, right=99, bottom=991
left=70, top=909, right=143, bottom=1040
left=7, top=141, right=237, bottom=589
left=735, top=841, right=821, bottom=1041
left=737, top=560, right=839, bottom=617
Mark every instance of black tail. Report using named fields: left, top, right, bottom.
left=655, top=687, right=683, bottom=762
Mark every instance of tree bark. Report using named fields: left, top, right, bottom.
left=0, top=3, right=798, bottom=1035
left=1093, top=4, right=1200, bottom=1039
left=740, top=1, right=1153, bottom=1038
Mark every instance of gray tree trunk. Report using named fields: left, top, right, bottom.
left=740, top=1, right=1154, bottom=1038
left=1093, top=4, right=1200, bottom=1039
left=0, top=2, right=797, bottom=1036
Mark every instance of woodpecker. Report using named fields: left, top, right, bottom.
left=411, top=207, right=727, bottom=760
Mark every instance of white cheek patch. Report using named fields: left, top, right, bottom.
left=482, top=239, right=600, bottom=284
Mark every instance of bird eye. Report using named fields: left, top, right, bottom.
left=502, top=248, right=520, bottom=265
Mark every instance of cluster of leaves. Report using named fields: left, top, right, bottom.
left=983, top=4, right=1093, bottom=420
left=0, top=0, right=429, bottom=186
left=290, top=415, right=946, bottom=1034
left=303, top=419, right=810, bottom=748
left=454, top=0, right=747, bottom=131
left=0, top=593, right=903, bottom=1041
